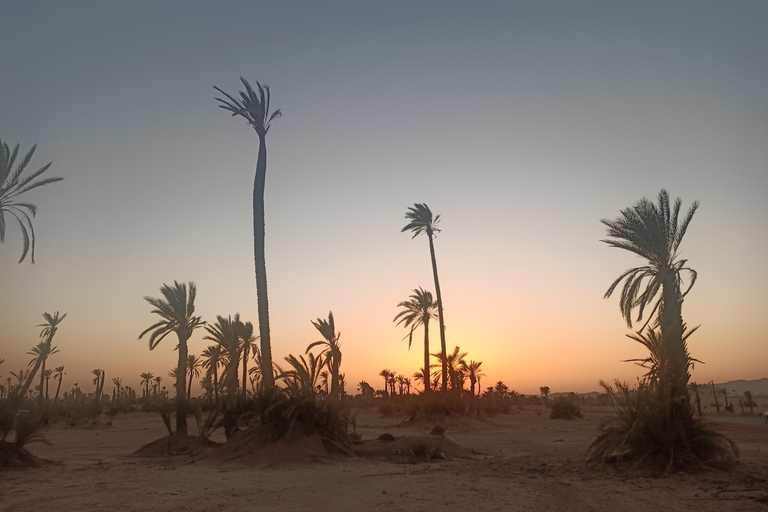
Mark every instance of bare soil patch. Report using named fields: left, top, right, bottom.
left=1, top=410, right=766, bottom=511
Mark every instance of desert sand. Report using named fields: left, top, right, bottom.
left=2, top=408, right=766, bottom=512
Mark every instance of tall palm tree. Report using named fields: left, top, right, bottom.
left=307, top=311, right=342, bottom=400
left=602, top=190, right=699, bottom=404
left=402, top=204, right=448, bottom=391
left=53, top=365, right=65, bottom=400
left=214, top=78, right=282, bottom=392
left=394, top=287, right=438, bottom=393
left=27, top=341, right=59, bottom=400
left=379, top=369, right=392, bottom=397
left=201, top=344, right=223, bottom=405
left=140, top=372, right=154, bottom=399
left=15, top=311, right=66, bottom=402
left=0, top=139, right=64, bottom=263
left=139, top=281, right=205, bottom=434
left=112, top=377, right=123, bottom=406
left=186, top=354, right=203, bottom=398
left=153, top=376, right=163, bottom=395
left=432, top=346, right=467, bottom=394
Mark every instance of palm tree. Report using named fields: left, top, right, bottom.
left=307, top=311, right=342, bottom=400
left=602, top=189, right=699, bottom=404
left=214, top=78, right=282, bottom=392
left=460, top=360, right=484, bottom=397
left=279, top=352, right=324, bottom=398
left=379, top=369, right=392, bottom=397
left=153, top=376, right=162, bottom=395
left=201, top=344, right=223, bottom=405
left=91, top=369, right=105, bottom=402
left=402, top=204, right=448, bottom=391
left=394, top=287, right=438, bottom=393
left=237, top=320, right=257, bottom=397
left=112, top=377, right=123, bottom=407
left=139, top=281, right=205, bottom=435
left=432, top=346, right=467, bottom=394
left=53, top=365, right=65, bottom=400
left=743, top=391, right=756, bottom=414
left=540, top=386, right=550, bottom=408
left=0, top=139, right=64, bottom=263
left=15, top=311, right=66, bottom=402
left=186, top=354, right=203, bottom=398
left=140, top=372, right=154, bottom=399
left=26, top=341, right=59, bottom=400
left=204, top=314, right=242, bottom=401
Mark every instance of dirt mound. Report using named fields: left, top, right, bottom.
left=202, top=427, right=352, bottom=466
left=354, top=433, right=479, bottom=463
left=398, top=412, right=498, bottom=431
left=131, top=433, right=218, bottom=458
left=1, top=442, right=46, bottom=469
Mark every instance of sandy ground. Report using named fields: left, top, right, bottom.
left=1, top=409, right=767, bottom=512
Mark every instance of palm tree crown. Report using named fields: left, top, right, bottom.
left=307, top=311, right=342, bottom=400
left=0, top=139, right=63, bottom=263
left=214, top=77, right=282, bottom=136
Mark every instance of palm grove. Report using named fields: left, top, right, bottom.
left=0, top=77, right=741, bottom=470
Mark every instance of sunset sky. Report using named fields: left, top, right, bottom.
left=2, top=1, right=766, bottom=398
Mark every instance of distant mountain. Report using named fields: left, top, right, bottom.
left=714, top=378, right=768, bottom=396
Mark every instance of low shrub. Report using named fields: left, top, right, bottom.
left=549, top=396, right=583, bottom=420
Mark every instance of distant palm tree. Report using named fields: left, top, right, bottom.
left=743, top=391, right=756, bottom=414
left=379, top=369, right=392, bottom=397
left=602, top=189, right=699, bottom=404
left=237, top=320, right=257, bottom=397
left=432, top=346, right=467, bottom=394
left=0, top=139, right=64, bottom=263
left=204, top=314, right=242, bottom=400
left=394, top=287, right=438, bottom=394
left=53, top=365, right=65, bottom=400
left=26, top=341, right=59, bottom=400
left=139, top=281, right=205, bottom=434
left=201, top=344, right=223, bottom=405
left=153, top=376, right=163, bottom=395
left=402, top=204, right=448, bottom=391
left=112, top=377, right=123, bottom=406
left=307, top=311, right=342, bottom=400
left=214, top=78, right=282, bottom=392
left=540, top=386, right=550, bottom=407
left=17, top=311, right=65, bottom=402
left=186, top=354, right=203, bottom=398
left=460, top=360, right=484, bottom=397
left=140, top=372, right=154, bottom=399
left=91, top=369, right=105, bottom=402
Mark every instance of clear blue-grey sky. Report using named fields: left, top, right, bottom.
left=1, top=1, right=766, bottom=396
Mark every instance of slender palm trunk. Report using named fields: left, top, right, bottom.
left=176, top=330, right=190, bottom=434
left=254, top=133, right=274, bottom=391
left=213, top=364, right=219, bottom=405
left=330, top=355, right=340, bottom=400
left=187, top=374, right=193, bottom=398
left=427, top=231, right=448, bottom=391
left=55, top=378, right=63, bottom=400
left=38, top=360, right=47, bottom=402
left=423, top=320, right=431, bottom=393
left=241, top=344, right=249, bottom=397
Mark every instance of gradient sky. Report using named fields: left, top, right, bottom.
left=2, top=1, right=766, bottom=397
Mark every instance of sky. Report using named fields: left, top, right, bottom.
left=1, top=1, right=766, bottom=398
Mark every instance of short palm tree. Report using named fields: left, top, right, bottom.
left=204, top=314, right=242, bottom=400
left=112, top=377, right=123, bottom=406
left=540, top=386, right=550, bottom=408
left=431, top=346, right=467, bottom=394
left=0, top=139, right=64, bottom=263
left=91, top=369, right=105, bottom=401
left=279, top=352, right=323, bottom=398
left=201, top=344, right=223, bottom=405
left=27, top=341, right=59, bottom=401
left=53, top=365, right=65, bottom=400
left=186, top=354, right=203, bottom=398
left=15, top=311, right=66, bottom=402
left=214, top=77, right=282, bottom=392
left=402, top=204, right=448, bottom=391
left=460, top=360, right=484, bottom=397
left=140, top=372, right=154, bottom=399
left=394, top=287, right=438, bottom=393
left=307, top=311, right=342, bottom=400
left=139, top=281, right=205, bottom=434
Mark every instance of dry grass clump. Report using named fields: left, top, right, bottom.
left=589, top=380, right=738, bottom=473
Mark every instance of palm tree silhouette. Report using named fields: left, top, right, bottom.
left=186, top=354, right=203, bottom=398
left=204, top=314, right=242, bottom=400
left=280, top=352, right=323, bottom=397
left=140, top=372, right=154, bottom=399
left=27, top=341, right=59, bottom=401
left=540, top=386, right=550, bottom=408
left=139, top=281, right=205, bottom=434
left=53, top=365, right=65, bottom=400
left=237, top=320, right=257, bottom=397
left=394, top=287, right=438, bottom=394
left=112, top=377, right=123, bottom=406
left=214, top=78, right=282, bottom=392
left=0, top=139, right=64, bottom=263
left=402, top=204, right=448, bottom=391
left=460, top=360, right=484, bottom=397
left=307, top=311, right=342, bottom=400
left=15, top=311, right=65, bottom=402
left=602, top=190, right=699, bottom=405
left=379, top=369, right=391, bottom=397
left=432, top=346, right=467, bottom=394
left=201, top=345, right=223, bottom=405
